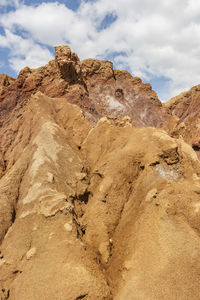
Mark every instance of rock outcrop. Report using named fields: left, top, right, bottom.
left=0, top=46, right=200, bottom=299
left=0, top=45, right=176, bottom=130
left=166, top=84, right=200, bottom=158
left=0, top=74, right=15, bottom=96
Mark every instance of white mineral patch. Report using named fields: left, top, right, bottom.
left=20, top=210, right=33, bottom=218
left=22, top=182, right=42, bottom=204
left=156, top=165, right=179, bottom=181
left=22, top=183, right=71, bottom=217
left=106, top=96, right=124, bottom=112
left=46, top=172, right=54, bottom=183
left=140, top=107, right=147, bottom=121
left=26, top=247, right=36, bottom=260
left=64, top=223, right=73, bottom=232
left=38, top=191, right=68, bottom=217
left=30, top=122, right=62, bottom=177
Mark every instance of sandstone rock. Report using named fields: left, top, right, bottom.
left=0, top=46, right=200, bottom=299
left=0, top=151, right=4, bottom=178
left=166, top=84, right=200, bottom=159
left=55, top=45, right=80, bottom=82
left=0, top=74, right=15, bottom=96
left=0, top=91, right=200, bottom=299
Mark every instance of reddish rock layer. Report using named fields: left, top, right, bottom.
left=0, top=45, right=176, bottom=130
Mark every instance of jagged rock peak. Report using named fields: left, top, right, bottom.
left=54, top=45, right=80, bottom=62
left=0, top=45, right=177, bottom=132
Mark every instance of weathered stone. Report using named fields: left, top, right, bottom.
left=0, top=46, right=200, bottom=300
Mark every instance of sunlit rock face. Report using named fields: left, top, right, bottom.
left=166, top=85, right=200, bottom=159
left=0, top=46, right=200, bottom=300
left=0, top=45, right=176, bottom=129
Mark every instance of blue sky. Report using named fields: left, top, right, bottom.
left=23, top=0, right=82, bottom=11
left=0, top=0, right=200, bottom=101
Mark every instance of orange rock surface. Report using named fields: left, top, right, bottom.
left=166, top=84, right=200, bottom=158
left=0, top=46, right=200, bottom=299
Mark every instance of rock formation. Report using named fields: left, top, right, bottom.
left=0, top=45, right=176, bottom=129
left=0, top=74, right=15, bottom=97
left=0, top=46, right=200, bottom=299
left=166, top=85, right=200, bottom=158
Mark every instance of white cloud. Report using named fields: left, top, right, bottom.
left=1, top=0, right=200, bottom=100
left=0, top=29, right=53, bottom=72
left=0, top=0, right=21, bottom=7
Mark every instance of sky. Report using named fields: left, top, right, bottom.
left=0, top=0, right=200, bottom=101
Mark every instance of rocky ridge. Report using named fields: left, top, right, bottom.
left=166, top=85, right=200, bottom=158
left=0, top=46, right=176, bottom=128
left=0, top=46, right=200, bottom=299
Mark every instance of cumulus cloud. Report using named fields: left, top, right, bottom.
left=0, top=0, right=21, bottom=7
left=0, top=0, right=200, bottom=100
left=0, top=29, right=53, bottom=71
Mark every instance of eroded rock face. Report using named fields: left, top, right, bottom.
left=0, top=91, right=200, bottom=299
left=166, top=85, right=200, bottom=158
left=0, top=74, right=15, bottom=96
left=0, top=45, right=176, bottom=130
left=1, top=46, right=200, bottom=299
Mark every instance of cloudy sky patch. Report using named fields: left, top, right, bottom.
left=0, top=0, right=200, bottom=101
